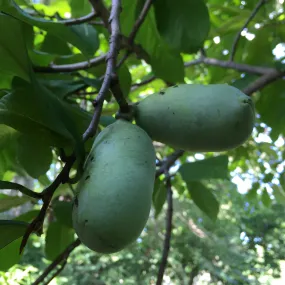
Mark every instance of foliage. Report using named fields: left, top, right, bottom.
left=0, top=0, right=285, bottom=284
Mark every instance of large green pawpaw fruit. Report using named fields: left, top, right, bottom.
left=134, top=84, right=255, bottom=152
left=72, top=119, right=156, bottom=254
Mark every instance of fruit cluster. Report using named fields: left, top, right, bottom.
left=72, top=84, right=255, bottom=254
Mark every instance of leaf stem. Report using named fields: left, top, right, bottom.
left=230, top=0, right=267, bottom=61
left=0, top=181, right=42, bottom=199
left=156, top=174, right=173, bottom=285
left=32, top=239, right=81, bottom=285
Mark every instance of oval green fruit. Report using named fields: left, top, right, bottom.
left=72, top=119, right=156, bottom=254
left=134, top=84, right=255, bottom=152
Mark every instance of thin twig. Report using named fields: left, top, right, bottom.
left=89, top=0, right=151, bottom=64
left=89, top=0, right=110, bottom=29
left=243, top=70, right=285, bottom=95
left=0, top=181, right=42, bottom=199
left=130, top=57, right=275, bottom=91
left=33, top=54, right=106, bottom=73
left=117, top=0, right=153, bottom=68
left=20, top=158, right=75, bottom=253
left=230, top=0, right=267, bottom=61
left=131, top=75, right=156, bottom=91
left=156, top=174, right=173, bottom=285
left=116, top=50, right=132, bottom=69
left=128, top=0, right=153, bottom=45
left=62, top=10, right=97, bottom=25
left=185, top=57, right=275, bottom=75
left=156, top=150, right=185, bottom=178
left=32, top=239, right=81, bottom=285
left=83, top=0, right=122, bottom=139
left=42, top=261, right=67, bottom=285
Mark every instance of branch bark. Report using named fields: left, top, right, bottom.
left=230, top=0, right=267, bottom=61
left=156, top=150, right=185, bottom=178
left=185, top=57, right=275, bottom=75
left=83, top=0, right=122, bottom=140
left=62, top=10, right=97, bottom=25
left=32, top=239, right=81, bottom=285
left=0, top=181, right=42, bottom=199
left=156, top=175, right=173, bottom=285
left=243, top=70, right=285, bottom=95
left=128, top=0, right=153, bottom=45
left=33, top=54, right=106, bottom=73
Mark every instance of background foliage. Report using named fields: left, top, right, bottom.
left=0, top=0, right=285, bottom=284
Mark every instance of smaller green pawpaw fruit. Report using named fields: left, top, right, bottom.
left=134, top=84, right=255, bottom=152
left=72, top=119, right=156, bottom=254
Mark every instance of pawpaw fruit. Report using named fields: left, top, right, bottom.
left=133, top=84, right=255, bottom=152
left=72, top=119, right=156, bottom=253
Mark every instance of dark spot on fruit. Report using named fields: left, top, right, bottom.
left=91, top=157, right=94, bottom=161
left=172, top=112, right=175, bottom=115
left=85, top=175, right=90, bottom=181
left=159, top=91, right=165, bottom=95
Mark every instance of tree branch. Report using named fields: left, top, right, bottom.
left=128, top=0, right=153, bottom=45
left=156, top=174, right=173, bottom=285
left=117, top=0, right=153, bottom=68
left=62, top=10, right=97, bottom=25
left=185, top=57, right=275, bottom=75
left=33, top=54, right=106, bottom=73
left=83, top=0, right=122, bottom=139
left=130, top=57, right=276, bottom=91
left=131, top=75, right=156, bottom=91
left=20, top=157, right=76, bottom=253
left=230, top=0, right=267, bottom=61
left=89, top=0, right=110, bottom=29
left=156, top=150, right=185, bottom=178
left=32, top=239, right=81, bottom=285
left=0, top=181, right=42, bottom=199
left=243, top=70, right=285, bottom=95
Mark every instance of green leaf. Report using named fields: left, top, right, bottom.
left=0, top=13, right=32, bottom=82
left=39, top=79, right=86, bottom=99
left=0, top=78, right=71, bottom=146
left=186, top=181, right=219, bottom=220
left=0, top=220, right=28, bottom=250
left=117, top=64, right=132, bottom=97
left=244, top=28, right=275, bottom=67
left=152, top=179, right=167, bottom=218
left=14, top=210, right=40, bottom=222
left=179, top=155, right=229, bottom=182
left=53, top=201, right=73, bottom=228
left=245, top=182, right=259, bottom=201
left=70, top=0, right=92, bottom=18
left=153, top=0, right=210, bottom=53
left=40, top=33, right=72, bottom=55
left=272, top=185, right=285, bottom=205
left=0, top=193, right=32, bottom=213
left=0, top=0, right=99, bottom=58
left=261, top=189, right=271, bottom=208
left=256, top=81, right=285, bottom=139
left=45, top=221, right=75, bottom=261
left=120, top=1, right=185, bottom=83
left=17, top=134, right=53, bottom=178
left=0, top=76, right=86, bottom=165
left=0, top=238, right=23, bottom=272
